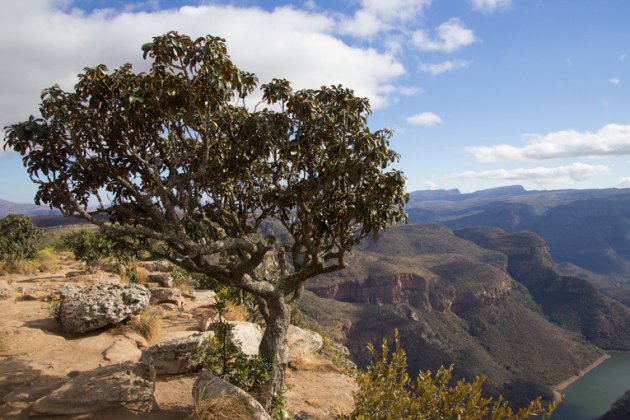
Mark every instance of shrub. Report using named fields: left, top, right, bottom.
left=36, top=247, right=59, bottom=272
left=345, top=330, right=558, bottom=420
left=0, top=214, right=43, bottom=270
left=61, top=230, right=115, bottom=273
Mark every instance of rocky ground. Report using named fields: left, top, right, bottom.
left=0, top=261, right=356, bottom=419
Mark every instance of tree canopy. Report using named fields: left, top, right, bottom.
left=3, top=31, right=407, bottom=408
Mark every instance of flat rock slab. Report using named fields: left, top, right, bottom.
left=31, top=361, right=155, bottom=416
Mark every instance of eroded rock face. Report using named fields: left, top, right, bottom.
left=309, top=273, right=430, bottom=306
left=31, top=361, right=155, bottom=415
left=192, top=371, right=270, bottom=420
left=58, top=281, right=150, bottom=334
left=140, top=332, right=213, bottom=375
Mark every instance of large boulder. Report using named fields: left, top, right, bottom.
left=58, top=281, right=150, bottom=334
left=140, top=332, right=213, bottom=375
left=287, top=325, right=323, bottom=363
left=149, top=287, right=183, bottom=305
left=192, top=371, right=270, bottom=420
left=31, top=361, right=155, bottom=415
left=226, top=321, right=262, bottom=357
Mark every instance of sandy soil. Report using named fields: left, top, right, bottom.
left=0, top=267, right=356, bottom=419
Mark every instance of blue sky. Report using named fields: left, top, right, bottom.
left=1, top=0, right=630, bottom=203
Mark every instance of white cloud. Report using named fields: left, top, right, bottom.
left=419, top=59, right=471, bottom=75
left=424, top=181, right=437, bottom=189
left=618, top=177, right=630, bottom=187
left=619, top=53, right=627, bottom=61
left=451, top=163, right=609, bottom=185
left=407, top=112, right=443, bottom=126
left=609, top=77, right=621, bottom=86
left=339, top=0, right=432, bottom=38
left=397, top=86, right=423, bottom=96
left=468, top=124, right=630, bottom=162
left=411, top=18, right=476, bottom=52
left=0, top=1, right=406, bottom=155
left=470, top=0, right=513, bottom=13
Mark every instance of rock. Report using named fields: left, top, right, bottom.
left=148, top=273, right=173, bottom=288
left=0, top=280, right=14, bottom=300
left=199, top=317, right=212, bottom=332
left=287, top=325, right=323, bottom=363
left=140, top=332, right=213, bottom=375
left=58, top=281, right=150, bottom=334
left=149, top=287, right=183, bottom=305
left=123, top=332, right=149, bottom=348
left=192, top=371, right=270, bottom=420
left=138, top=260, right=172, bottom=272
left=160, top=303, right=180, bottom=311
left=187, top=290, right=217, bottom=308
left=31, top=361, right=155, bottom=415
left=225, top=321, right=262, bottom=357
left=102, top=338, right=142, bottom=363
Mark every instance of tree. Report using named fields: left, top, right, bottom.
left=62, top=230, right=115, bottom=273
left=3, top=31, right=407, bottom=409
left=0, top=214, right=43, bottom=269
left=347, top=330, right=558, bottom=419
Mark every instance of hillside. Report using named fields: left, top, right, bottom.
left=406, top=186, right=630, bottom=303
left=0, top=199, right=59, bottom=218
left=455, top=227, right=630, bottom=350
left=301, top=223, right=608, bottom=406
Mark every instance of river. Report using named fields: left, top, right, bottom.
left=551, top=352, right=630, bottom=420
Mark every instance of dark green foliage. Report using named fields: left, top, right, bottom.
left=0, top=214, right=43, bottom=268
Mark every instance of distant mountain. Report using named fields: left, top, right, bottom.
left=406, top=186, right=630, bottom=302
left=302, top=223, right=616, bottom=406
left=0, top=198, right=59, bottom=218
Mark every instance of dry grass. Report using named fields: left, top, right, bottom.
left=224, top=302, right=249, bottom=322
left=135, top=266, right=151, bottom=284
left=190, top=395, right=253, bottom=420
left=127, top=307, right=163, bottom=343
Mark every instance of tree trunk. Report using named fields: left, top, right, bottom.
left=254, top=292, right=290, bottom=412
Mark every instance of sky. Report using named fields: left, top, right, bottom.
left=1, top=0, right=630, bottom=203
